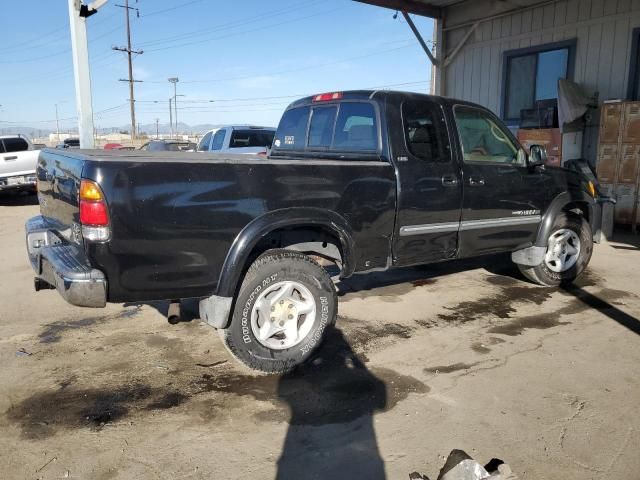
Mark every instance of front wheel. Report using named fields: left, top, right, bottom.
left=518, top=213, right=593, bottom=286
left=220, top=249, right=337, bottom=373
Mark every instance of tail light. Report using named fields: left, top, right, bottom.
left=79, top=179, right=110, bottom=241
left=257, top=150, right=267, bottom=156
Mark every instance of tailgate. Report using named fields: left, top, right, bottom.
left=37, top=148, right=86, bottom=231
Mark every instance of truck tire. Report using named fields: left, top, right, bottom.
left=220, top=249, right=337, bottom=374
left=518, top=213, right=593, bottom=286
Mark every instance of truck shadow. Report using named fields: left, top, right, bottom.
left=274, top=327, right=387, bottom=480
left=609, top=227, right=640, bottom=250
left=562, top=284, right=640, bottom=336
left=0, top=191, right=38, bottom=206
left=337, top=253, right=521, bottom=297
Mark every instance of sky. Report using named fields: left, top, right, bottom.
left=0, top=0, right=434, bottom=133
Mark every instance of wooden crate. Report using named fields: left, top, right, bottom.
left=517, top=128, right=562, bottom=167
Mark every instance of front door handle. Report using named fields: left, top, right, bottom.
left=441, top=175, right=459, bottom=187
left=468, top=176, right=485, bottom=187
left=4, top=156, right=18, bottom=161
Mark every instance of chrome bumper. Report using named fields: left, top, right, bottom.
left=0, top=173, right=36, bottom=191
left=26, top=216, right=107, bottom=308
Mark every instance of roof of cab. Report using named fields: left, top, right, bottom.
left=286, top=90, right=450, bottom=110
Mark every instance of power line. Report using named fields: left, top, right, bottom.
left=136, top=0, right=319, bottom=48
left=143, top=6, right=343, bottom=54
left=146, top=41, right=417, bottom=85
left=140, top=0, right=208, bottom=18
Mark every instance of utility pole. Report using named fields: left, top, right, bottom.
left=113, top=0, right=143, bottom=140
left=155, top=118, right=159, bottom=138
left=55, top=104, right=60, bottom=141
left=169, top=98, right=173, bottom=139
left=67, top=0, right=105, bottom=149
left=168, top=77, right=178, bottom=138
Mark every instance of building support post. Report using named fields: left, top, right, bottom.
left=432, top=17, right=445, bottom=96
left=67, top=0, right=95, bottom=149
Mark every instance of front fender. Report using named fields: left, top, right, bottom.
left=215, top=207, right=355, bottom=298
left=535, top=191, right=597, bottom=247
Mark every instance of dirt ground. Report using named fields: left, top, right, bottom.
left=1, top=191, right=639, bottom=480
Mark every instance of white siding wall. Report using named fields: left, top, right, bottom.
left=442, top=0, right=640, bottom=165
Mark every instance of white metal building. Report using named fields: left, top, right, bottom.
left=359, top=0, right=640, bottom=166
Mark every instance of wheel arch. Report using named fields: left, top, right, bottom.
left=215, top=208, right=355, bottom=299
left=535, top=192, right=595, bottom=247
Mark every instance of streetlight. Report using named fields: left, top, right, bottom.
left=168, top=77, right=178, bottom=138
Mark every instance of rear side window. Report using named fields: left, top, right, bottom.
left=3, top=137, right=29, bottom=153
left=402, top=101, right=450, bottom=162
left=147, top=142, right=167, bottom=151
left=333, top=103, right=378, bottom=151
left=308, top=106, right=337, bottom=148
left=199, top=131, right=212, bottom=151
left=273, top=106, right=310, bottom=150
left=211, top=129, right=226, bottom=150
left=229, top=129, right=275, bottom=148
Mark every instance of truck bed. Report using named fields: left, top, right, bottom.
left=36, top=148, right=397, bottom=302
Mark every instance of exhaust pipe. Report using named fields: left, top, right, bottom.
left=34, top=277, right=55, bottom=292
left=167, top=300, right=181, bottom=324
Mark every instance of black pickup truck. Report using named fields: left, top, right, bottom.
left=26, top=90, right=605, bottom=372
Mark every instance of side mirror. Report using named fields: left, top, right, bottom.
left=528, top=144, right=547, bottom=168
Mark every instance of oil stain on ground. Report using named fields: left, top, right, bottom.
left=7, top=328, right=428, bottom=439
left=471, top=337, right=506, bottom=354
left=337, top=315, right=414, bottom=353
left=438, top=282, right=556, bottom=324
left=38, top=307, right=142, bottom=344
left=424, top=362, right=480, bottom=374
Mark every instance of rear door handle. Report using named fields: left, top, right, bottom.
left=4, top=156, right=18, bottom=161
left=468, top=176, right=485, bottom=187
left=441, top=175, right=459, bottom=187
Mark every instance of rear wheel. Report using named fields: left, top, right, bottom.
left=518, top=213, right=593, bottom=286
left=220, top=249, right=337, bottom=373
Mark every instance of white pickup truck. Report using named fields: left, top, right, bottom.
left=0, top=135, right=39, bottom=193
left=196, top=125, right=275, bottom=155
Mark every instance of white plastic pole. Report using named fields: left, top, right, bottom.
left=67, top=0, right=95, bottom=149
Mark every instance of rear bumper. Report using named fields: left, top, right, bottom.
left=25, top=216, right=107, bottom=308
left=0, top=173, right=37, bottom=192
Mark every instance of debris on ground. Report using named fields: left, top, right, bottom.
left=15, top=348, right=32, bottom=357
left=410, top=450, right=518, bottom=480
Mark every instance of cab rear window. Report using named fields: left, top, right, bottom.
left=273, top=106, right=310, bottom=150
left=273, top=102, right=378, bottom=154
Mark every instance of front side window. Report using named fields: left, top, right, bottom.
left=211, top=129, right=226, bottom=150
left=454, top=106, right=522, bottom=165
left=333, top=102, right=378, bottom=151
left=504, top=43, right=572, bottom=121
left=199, top=131, right=212, bottom=151
left=402, top=101, right=450, bottom=162
left=3, top=137, right=29, bottom=153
